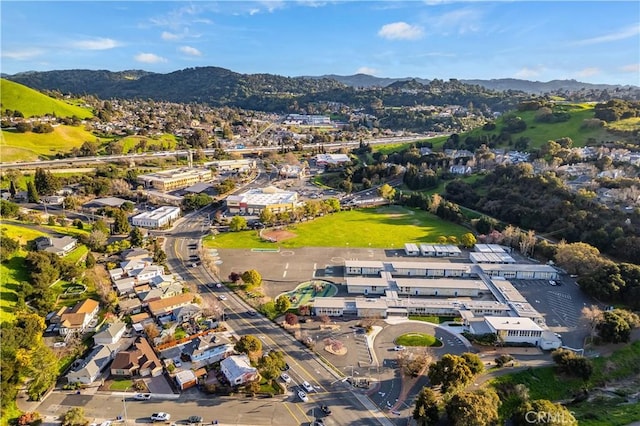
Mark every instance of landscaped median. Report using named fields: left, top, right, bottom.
left=395, top=332, right=443, bottom=348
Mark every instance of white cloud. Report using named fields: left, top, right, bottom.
left=573, top=24, right=640, bottom=46
left=1, top=48, right=44, bottom=60
left=73, top=38, right=120, bottom=50
left=356, top=67, right=378, bottom=75
left=515, top=67, right=543, bottom=79
left=162, top=31, right=180, bottom=40
left=179, top=46, right=202, bottom=56
left=620, top=63, right=640, bottom=73
left=429, top=7, right=483, bottom=35
left=576, top=67, right=600, bottom=78
left=378, top=22, right=424, bottom=40
left=134, top=53, right=167, bottom=64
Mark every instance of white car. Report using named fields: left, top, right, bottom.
left=393, top=345, right=406, bottom=351
left=298, top=390, right=309, bottom=402
left=280, top=373, right=292, bottom=383
left=151, top=413, right=171, bottom=422
left=218, top=295, right=227, bottom=301
left=216, top=283, right=222, bottom=288
left=134, top=393, right=151, bottom=400
left=301, top=381, right=313, bottom=392
left=549, top=280, right=557, bottom=286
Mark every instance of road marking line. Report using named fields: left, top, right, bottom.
left=285, top=263, right=289, bottom=269
left=283, top=270, right=287, bottom=278
left=282, top=402, right=301, bottom=424
left=294, top=401, right=311, bottom=422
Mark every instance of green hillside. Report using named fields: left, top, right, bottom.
left=465, top=103, right=612, bottom=148
left=0, top=125, right=101, bottom=162
left=0, top=78, right=93, bottom=118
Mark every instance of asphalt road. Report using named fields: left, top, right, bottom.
left=162, top=208, right=389, bottom=426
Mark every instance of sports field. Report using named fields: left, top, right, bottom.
left=203, top=205, right=468, bottom=249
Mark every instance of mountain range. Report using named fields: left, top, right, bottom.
left=3, top=66, right=638, bottom=112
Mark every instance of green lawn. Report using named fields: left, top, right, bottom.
left=408, top=315, right=460, bottom=324
left=204, top=206, right=468, bottom=249
left=395, top=333, right=442, bottom=347
left=0, top=125, right=102, bottom=162
left=109, top=378, right=133, bottom=391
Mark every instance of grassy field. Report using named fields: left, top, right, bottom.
left=0, top=222, right=90, bottom=322
left=203, top=206, right=468, bottom=249
left=121, top=134, right=178, bottom=154
left=395, top=332, right=442, bottom=347
left=466, top=103, right=610, bottom=149
left=0, top=78, right=93, bottom=119
left=607, top=117, right=640, bottom=132
left=1, top=125, right=101, bottom=162
left=0, top=224, right=48, bottom=323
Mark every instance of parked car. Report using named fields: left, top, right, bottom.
left=216, top=283, right=222, bottom=288
left=302, top=381, right=313, bottom=392
left=320, top=405, right=332, bottom=415
left=218, top=295, right=227, bottom=301
left=134, top=393, right=151, bottom=400
left=298, top=391, right=309, bottom=402
left=247, top=310, right=257, bottom=316
left=280, top=373, right=292, bottom=383
left=393, top=345, right=406, bottom=351
left=150, top=413, right=171, bottom=422
left=187, top=416, right=203, bottom=424
left=282, top=363, right=291, bottom=371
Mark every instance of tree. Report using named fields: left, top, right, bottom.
left=85, top=229, right=108, bottom=251
left=596, top=309, right=639, bottom=343
left=0, top=199, right=19, bottom=218
left=284, top=312, right=299, bottom=325
left=9, top=179, right=17, bottom=199
left=461, top=352, right=484, bottom=375
left=551, top=348, right=593, bottom=380
left=259, top=209, right=275, bottom=226
left=275, top=295, right=291, bottom=313
left=85, top=252, right=96, bottom=268
left=61, top=407, right=88, bottom=426
left=581, top=305, right=603, bottom=342
left=26, top=180, right=39, bottom=203
left=514, top=399, right=577, bottom=426
left=129, top=227, right=145, bottom=247
left=445, top=389, right=500, bottom=426
left=460, top=232, right=477, bottom=248
left=153, top=248, right=167, bottom=265
left=378, top=183, right=396, bottom=201
left=555, top=241, right=607, bottom=275
left=428, top=354, right=474, bottom=393
left=111, top=208, right=130, bottom=235
left=235, top=335, right=262, bottom=362
left=0, top=232, right=20, bottom=263
left=228, top=272, right=241, bottom=283
left=229, top=215, right=247, bottom=232
left=144, top=323, right=160, bottom=339
left=413, top=387, right=439, bottom=426
left=241, top=269, right=262, bottom=287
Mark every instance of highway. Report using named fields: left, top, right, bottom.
left=0, top=134, right=443, bottom=169
left=162, top=207, right=393, bottom=426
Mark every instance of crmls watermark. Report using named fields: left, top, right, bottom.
left=525, top=410, right=577, bottom=424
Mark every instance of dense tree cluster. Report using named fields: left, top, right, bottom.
left=428, top=353, right=483, bottom=393
left=594, top=99, right=640, bottom=122
left=551, top=348, right=593, bottom=380
left=595, top=309, right=639, bottom=343
left=578, top=263, right=640, bottom=308
left=445, top=164, right=640, bottom=263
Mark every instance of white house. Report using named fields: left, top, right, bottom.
left=93, top=321, right=127, bottom=345
left=220, top=355, right=258, bottom=386
left=66, top=344, right=116, bottom=385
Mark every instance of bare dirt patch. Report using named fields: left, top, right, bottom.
left=263, top=229, right=297, bottom=242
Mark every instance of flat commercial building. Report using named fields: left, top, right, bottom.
left=208, top=159, right=256, bottom=172
left=131, top=206, right=181, bottom=229
left=137, top=168, right=212, bottom=191
left=478, top=264, right=559, bottom=280
left=225, top=186, right=299, bottom=214
left=315, top=153, right=351, bottom=166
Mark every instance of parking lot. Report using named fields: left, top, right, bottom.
left=510, top=277, right=593, bottom=348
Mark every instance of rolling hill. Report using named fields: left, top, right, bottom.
left=0, top=78, right=93, bottom=118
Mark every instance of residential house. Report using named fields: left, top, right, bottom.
left=121, top=248, right=152, bottom=262
left=220, top=355, right=259, bottom=386
left=34, top=236, right=78, bottom=256
left=130, top=265, right=165, bottom=285
left=67, top=344, right=117, bottom=385
left=93, top=321, right=127, bottom=345
left=172, top=304, right=202, bottom=323
left=110, top=337, right=163, bottom=377
left=183, top=337, right=234, bottom=369
left=113, top=277, right=136, bottom=296
left=138, top=283, right=183, bottom=304
left=53, top=299, right=100, bottom=336
left=148, top=293, right=194, bottom=317
left=175, top=370, right=198, bottom=390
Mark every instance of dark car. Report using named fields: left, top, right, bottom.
left=187, top=416, right=203, bottom=424
left=320, top=405, right=332, bottom=415
left=281, top=363, right=291, bottom=371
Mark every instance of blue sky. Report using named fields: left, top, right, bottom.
left=2, top=1, right=639, bottom=85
